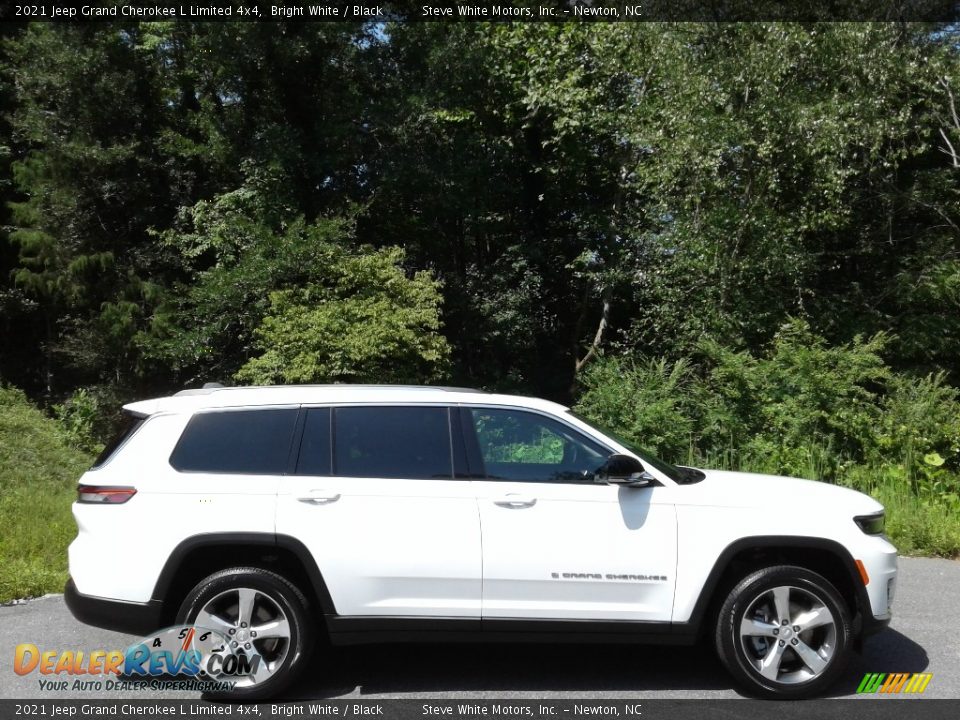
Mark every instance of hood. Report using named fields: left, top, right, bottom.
left=679, top=468, right=884, bottom=515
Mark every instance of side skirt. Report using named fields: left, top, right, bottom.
left=325, top=616, right=699, bottom=647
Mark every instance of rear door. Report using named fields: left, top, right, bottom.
left=276, top=405, right=482, bottom=618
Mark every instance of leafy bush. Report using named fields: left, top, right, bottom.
left=0, top=385, right=92, bottom=601
left=578, top=319, right=891, bottom=477
left=574, top=320, right=960, bottom=557
left=875, top=372, right=960, bottom=477
left=574, top=356, right=695, bottom=459
left=52, top=388, right=101, bottom=454
left=696, top=321, right=889, bottom=478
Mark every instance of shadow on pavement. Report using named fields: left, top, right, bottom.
left=285, top=628, right=929, bottom=700
left=828, top=629, right=929, bottom=697
left=288, top=641, right=741, bottom=699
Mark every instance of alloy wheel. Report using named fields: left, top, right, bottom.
left=194, top=586, right=292, bottom=688
left=738, top=584, right=838, bottom=684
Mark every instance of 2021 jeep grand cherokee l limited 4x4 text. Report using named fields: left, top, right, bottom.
left=65, top=384, right=897, bottom=699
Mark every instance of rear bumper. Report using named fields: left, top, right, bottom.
left=64, top=578, right=163, bottom=636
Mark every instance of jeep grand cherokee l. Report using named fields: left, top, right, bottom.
left=65, top=384, right=897, bottom=699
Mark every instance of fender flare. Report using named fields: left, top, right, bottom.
left=150, top=532, right=337, bottom=616
left=683, top=535, right=870, bottom=634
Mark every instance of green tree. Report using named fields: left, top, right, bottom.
left=142, top=167, right=449, bottom=386
left=236, top=246, right=449, bottom=385
left=366, top=23, right=642, bottom=398
left=4, top=21, right=379, bottom=399
left=612, top=24, right=960, bottom=372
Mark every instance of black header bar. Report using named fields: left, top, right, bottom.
left=3, top=0, right=960, bottom=23
left=0, top=700, right=958, bottom=720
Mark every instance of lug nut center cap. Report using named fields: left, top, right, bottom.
left=235, top=629, right=249, bottom=642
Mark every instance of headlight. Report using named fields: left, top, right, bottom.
left=854, top=511, right=885, bottom=535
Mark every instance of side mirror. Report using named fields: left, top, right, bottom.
left=596, top=454, right=658, bottom=488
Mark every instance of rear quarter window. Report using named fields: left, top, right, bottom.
left=170, top=408, right=299, bottom=474
left=91, top=413, right=145, bottom=469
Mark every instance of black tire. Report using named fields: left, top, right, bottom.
left=176, top=567, right=313, bottom=700
left=715, top=565, right=852, bottom=699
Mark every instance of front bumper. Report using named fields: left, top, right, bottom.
left=64, top=578, right=163, bottom=636
left=860, top=612, right=892, bottom=637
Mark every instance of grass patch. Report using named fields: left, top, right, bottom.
left=0, top=386, right=92, bottom=602
left=848, top=465, right=960, bottom=558
left=876, top=485, right=960, bottom=557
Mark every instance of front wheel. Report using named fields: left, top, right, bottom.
left=715, top=565, right=852, bottom=699
left=176, top=567, right=314, bottom=700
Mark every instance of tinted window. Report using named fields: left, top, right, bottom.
left=296, top=408, right=332, bottom=476
left=334, top=407, right=451, bottom=479
left=92, top=412, right=144, bottom=469
left=469, top=408, right=607, bottom=483
left=170, top=408, right=298, bottom=474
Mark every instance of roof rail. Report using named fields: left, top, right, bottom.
left=172, top=383, right=487, bottom=397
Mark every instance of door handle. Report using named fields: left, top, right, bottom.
left=297, top=490, right=341, bottom=504
left=493, top=494, right=537, bottom=508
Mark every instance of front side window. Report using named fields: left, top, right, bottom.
left=333, top=406, right=452, bottom=479
left=468, top=408, right=608, bottom=483
left=170, top=408, right=298, bottom=474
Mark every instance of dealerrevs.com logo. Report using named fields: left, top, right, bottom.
left=856, top=672, right=933, bottom=695
left=13, top=625, right=257, bottom=693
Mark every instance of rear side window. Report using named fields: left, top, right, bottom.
left=333, top=406, right=452, bottom=479
left=170, top=408, right=298, bottom=474
left=91, top=413, right=145, bottom=469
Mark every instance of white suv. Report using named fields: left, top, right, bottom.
left=65, top=385, right=897, bottom=699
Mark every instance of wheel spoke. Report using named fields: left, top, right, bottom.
left=771, top=586, right=791, bottom=625
left=236, top=588, right=257, bottom=627
left=740, top=617, right=779, bottom=638
left=247, top=649, right=273, bottom=684
left=252, top=617, right=290, bottom=640
left=759, top=642, right=787, bottom=680
left=793, top=639, right=829, bottom=675
left=194, top=609, right=234, bottom=634
left=793, top=605, right=833, bottom=631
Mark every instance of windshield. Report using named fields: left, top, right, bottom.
left=565, top=411, right=704, bottom=484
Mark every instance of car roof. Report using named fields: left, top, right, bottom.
left=123, top=384, right=570, bottom=416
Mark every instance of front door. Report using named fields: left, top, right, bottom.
left=465, top=406, right=677, bottom=622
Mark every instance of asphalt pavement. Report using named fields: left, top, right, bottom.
left=1, top=556, right=957, bottom=700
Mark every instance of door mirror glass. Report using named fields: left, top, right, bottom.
left=596, top=454, right=657, bottom=488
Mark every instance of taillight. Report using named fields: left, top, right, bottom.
left=77, top=485, right=137, bottom=504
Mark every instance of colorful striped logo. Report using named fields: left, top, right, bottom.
left=856, top=672, right=933, bottom=694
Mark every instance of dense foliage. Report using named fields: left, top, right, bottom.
left=0, top=386, right=92, bottom=601
left=1, top=22, right=959, bottom=558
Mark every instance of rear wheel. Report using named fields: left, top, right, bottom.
left=176, top=567, right=313, bottom=699
left=715, top=565, right=852, bottom=699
